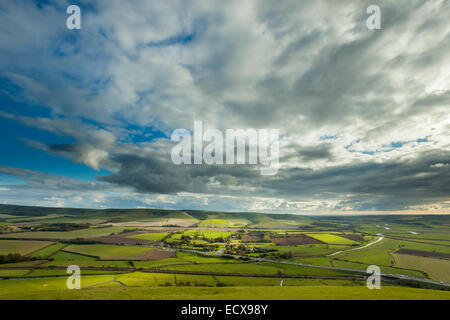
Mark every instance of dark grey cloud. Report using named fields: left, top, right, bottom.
left=0, top=166, right=110, bottom=193
left=264, top=149, right=450, bottom=207
left=297, top=143, right=334, bottom=162
left=97, top=152, right=260, bottom=194
left=89, top=148, right=450, bottom=211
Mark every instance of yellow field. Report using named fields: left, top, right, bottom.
left=306, top=233, right=359, bottom=245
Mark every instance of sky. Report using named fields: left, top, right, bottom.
left=0, top=0, right=449, bottom=214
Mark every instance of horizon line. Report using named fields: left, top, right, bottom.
left=1, top=203, right=449, bottom=216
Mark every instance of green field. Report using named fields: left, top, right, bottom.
left=176, top=251, right=237, bottom=263
left=169, top=230, right=233, bottom=241
left=126, top=232, right=169, bottom=241
left=394, top=254, right=450, bottom=283
left=200, top=219, right=229, bottom=226
left=31, top=242, right=67, bottom=258
left=0, top=240, right=53, bottom=255
left=162, top=262, right=281, bottom=274
left=0, top=205, right=448, bottom=300
left=0, top=269, right=31, bottom=277
left=306, top=233, right=359, bottom=245
left=63, top=244, right=159, bottom=260
left=42, top=251, right=132, bottom=268
left=0, top=276, right=449, bottom=300
left=0, top=226, right=127, bottom=240
left=335, top=238, right=450, bottom=268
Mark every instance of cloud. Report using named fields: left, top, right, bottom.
left=294, top=143, right=334, bottom=162
left=0, top=0, right=449, bottom=212
left=91, top=147, right=450, bottom=211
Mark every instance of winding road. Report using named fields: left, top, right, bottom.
left=326, top=236, right=385, bottom=256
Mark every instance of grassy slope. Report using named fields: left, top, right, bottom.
left=1, top=271, right=449, bottom=300
left=1, top=283, right=449, bottom=300
left=0, top=227, right=126, bottom=239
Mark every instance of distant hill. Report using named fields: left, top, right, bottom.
left=0, top=204, right=448, bottom=226
left=0, top=204, right=313, bottom=227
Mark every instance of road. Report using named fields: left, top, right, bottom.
left=327, top=235, right=385, bottom=256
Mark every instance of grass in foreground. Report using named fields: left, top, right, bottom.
left=1, top=283, right=449, bottom=300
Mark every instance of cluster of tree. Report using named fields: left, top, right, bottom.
left=197, top=245, right=219, bottom=252
left=309, top=221, right=338, bottom=230
left=238, top=256, right=251, bottom=261
left=395, top=279, right=450, bottom=291
left=90, top=225, right=113, bottom=229
left=118, top=228, right=139, bottom=234
left=0, top=253, right=37, bottom=264
left=60, top=238, right=100, bottom=244
left=210, top=236, right=227, bottom=243
left=177, top=234, right=229, bottom=245
left=180, top=235, right=191, bottom=241
left=219, top=255, right=235, bottom=260
left=279, top=251, right=294, bottom=259
left=192, top=235, right=229, bottom=243
left=260, top=251, right=293, bottom=259
left=252, top=247, right=277, bottom=254
left=0, top=225, right=19, bottom=234
left=296, top=225, right=316, bottom=230
left=225, top=244, right=251, bottom=255
left=22, top=223, right=90, bottom=232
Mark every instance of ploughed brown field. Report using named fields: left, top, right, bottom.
left=396, top=248, right=450, bottom=259
left=241, top=232, right=265, bottom=243
left=92, top=234, right=154, bottom=246
left=271, top=234, right=324, bottom=245
left=137, top=249, right=176, bottom=260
